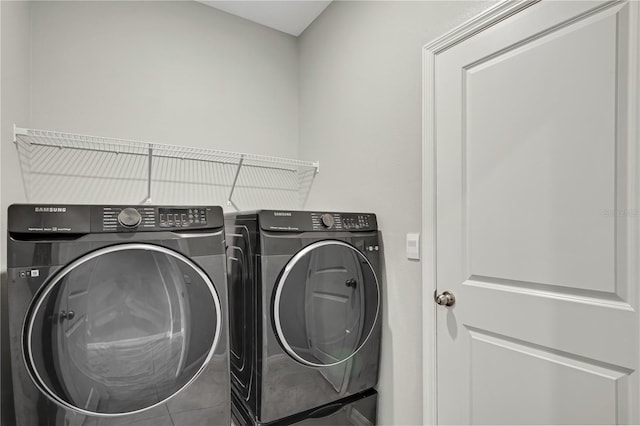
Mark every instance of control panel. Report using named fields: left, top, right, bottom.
left=341, top=213, right=372, bottom=230
left=6, top=204, right=224, bottom=234
left=103, top=206, right=156, bottom=231
left=103, top=206, right=211, bottom=231
left=159, top=207, right=208, bottom=228
left=310, top=212, right=374, bottom=231
left=311, top=212, right=342, bottom=230
left=260, top=210, right=377, bottom=232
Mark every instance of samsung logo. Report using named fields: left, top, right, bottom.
left=273, top=212, right=292, bottom=217
left=34, top=207, right=67, bottom=213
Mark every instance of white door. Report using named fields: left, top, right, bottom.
left=426, top=1, right=639, bottom=424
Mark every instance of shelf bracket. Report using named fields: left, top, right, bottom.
left=141, top=144, right=153, bottom=204
left=227, top=155, right=245, bottom=210
left=13, top=125, right=32, bottom=144
left=300, top=167, right=319, bottom=209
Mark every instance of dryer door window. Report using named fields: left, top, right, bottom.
left=273, top=241, right=380, bottom=367
left=23, top=243, right=222, bottom=417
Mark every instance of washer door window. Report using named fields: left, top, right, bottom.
left=24, top=243, right=222, bottom=417
left=273, top=241, right=379, bottom=367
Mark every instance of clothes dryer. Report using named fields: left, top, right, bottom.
left=7, top=204, right=230, bottom=426
left=225, top=210, right=381, bottom=425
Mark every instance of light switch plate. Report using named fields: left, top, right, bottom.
left=406, top=233, right=420, bottom=260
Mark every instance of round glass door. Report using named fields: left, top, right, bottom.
left=23, top=243, right=222, bottom=417
left=273, top=240, right=380, bottom=367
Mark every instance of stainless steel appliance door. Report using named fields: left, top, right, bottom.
left=273, top=241, right=380, bottom=370
left=23, top=243, right=222, bottom=417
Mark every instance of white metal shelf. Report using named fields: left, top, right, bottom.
left=13, top=125, right=319, bottom=209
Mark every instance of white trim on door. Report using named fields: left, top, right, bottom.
left=420, top=1, right=540, bottom=424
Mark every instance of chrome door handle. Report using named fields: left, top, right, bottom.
left=434, top=291, right=455, bottom=307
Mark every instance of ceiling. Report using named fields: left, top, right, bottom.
left=197, top=1, right=332, bottom=36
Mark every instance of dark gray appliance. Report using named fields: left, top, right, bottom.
left=225, top=210, right=381, bottom=425
left=232, top=389, right=378, bottom=426
left=7, top=204, right=230, bottom=426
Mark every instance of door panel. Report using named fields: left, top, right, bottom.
left=432, top=1, right=639, bottom=424
left=24, top=243, right=222, bottom=416
left=465, top=10, right=616, bottom=292
left=53, top=260, right=98, bottom=412
left=469, top=329, right=627, bottom=425
left=273, top=241, right=379, bottom=368
left=306, top=247, right=365, bottom=365
left=305, top=247, right=365, bottom=392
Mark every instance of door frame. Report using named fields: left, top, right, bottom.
left=421, top=1, right=543, bottom=423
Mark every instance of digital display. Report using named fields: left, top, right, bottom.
left=159, top=208, right=207, bottom=227
left=342, top=213, right=371, bottom=230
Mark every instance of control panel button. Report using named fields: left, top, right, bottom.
left=118, top=208, right=142, bottom=228
left=159, top=207, right=206, bottom=228
left=342, top=213, right=373, bottom=230
left=320, top=213, right=335, bottom=228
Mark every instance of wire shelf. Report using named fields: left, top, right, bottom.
left=13, top=125, right=319, bottom=209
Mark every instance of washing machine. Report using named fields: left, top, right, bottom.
left=7, top=204, right=230, bottom=426
left=225, top=210, right=381, bottom=425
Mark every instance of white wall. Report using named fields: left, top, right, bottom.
left=1, top=2, right=30, bottom=266
left=29, top=1, right=298, bottom=155
left=298, top=2, right=495, bottom=424
left=1, top=2, right=31, bottom=424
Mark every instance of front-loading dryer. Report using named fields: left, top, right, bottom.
left=225, top=210, right=382, bottom=425
left=7, top=204, right=230, bottom=426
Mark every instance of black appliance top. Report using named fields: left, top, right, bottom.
left=8, top=204, right=224, bottom=234
left=228, top=210, right=378, bottom=232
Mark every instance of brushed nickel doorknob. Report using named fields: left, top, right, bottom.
left=435, top=291, right=455, bottom=307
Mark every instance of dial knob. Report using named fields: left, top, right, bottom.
left=320, top=213, right=335, bottom=228
left=118, top=208, right=142, bottom=228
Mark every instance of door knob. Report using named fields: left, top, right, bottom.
left=434, top=291, right=455, bottom=307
